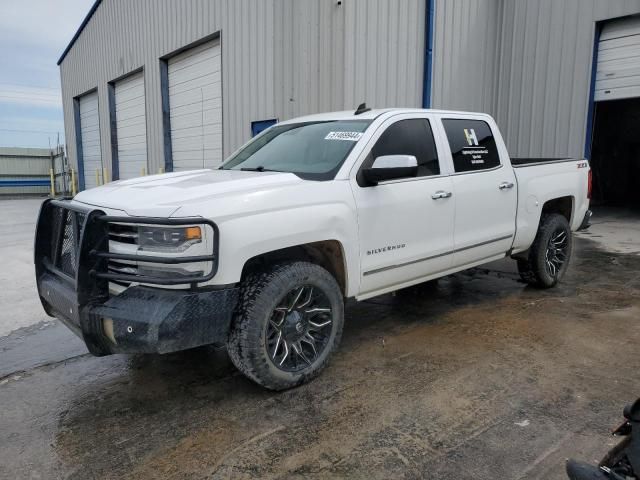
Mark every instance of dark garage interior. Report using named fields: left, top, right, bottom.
left=590, top=97, right=640, bottom=207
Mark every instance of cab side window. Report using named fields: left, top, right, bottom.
left=442, top=119, right=500, bottom=173
left=370, top=119, right=440, bottom=177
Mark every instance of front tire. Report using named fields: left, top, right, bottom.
left=227, top=262, right=344, bottom=390
left=517, top=213, right=573, bottom=288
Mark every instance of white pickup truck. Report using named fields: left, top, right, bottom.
left=35, top=107, right=592, bottom=390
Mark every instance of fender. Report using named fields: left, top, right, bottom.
left=174, top=179, right=361, bottom=297
left=214, top=203, right=360, bottom=296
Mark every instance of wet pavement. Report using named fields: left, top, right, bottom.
left=1, top=201, right=639, bottom=479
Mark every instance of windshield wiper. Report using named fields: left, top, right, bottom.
left=240, top=166, right=272, bottom=172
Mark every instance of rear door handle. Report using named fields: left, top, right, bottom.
left=431, top=190, right=453, bottom=200
left=499, top=182, right=514, bottom=190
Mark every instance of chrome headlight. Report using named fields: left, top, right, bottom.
left=138, top=225, right=202, bottom=252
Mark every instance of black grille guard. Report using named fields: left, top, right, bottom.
left=35, top=198, right=219, bottom=290
left=34, top=199, right=236, bottom=357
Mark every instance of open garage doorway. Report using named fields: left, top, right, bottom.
left=590, top=98, right=640, bottom=207
left=590, top=15, right=640, bottom=207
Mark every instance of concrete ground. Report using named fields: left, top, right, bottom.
left=0, top=198, right=54, bottom=336
left=578, top=206, right=640, bottom=256
left=1, top=199, right=639, bottom=479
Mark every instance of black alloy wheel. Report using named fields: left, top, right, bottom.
left=545, top=227, right=569, bottom=278
left=266, top=285, right=333, bottom=372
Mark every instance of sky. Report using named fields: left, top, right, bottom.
left=0, top=0, right=95, bottom=149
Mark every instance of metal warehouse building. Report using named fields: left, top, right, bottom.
left=59, top=0, right=640, bottom=204
left=0, top=147, right=64, bottom=196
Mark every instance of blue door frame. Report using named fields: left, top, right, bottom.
left=584, top=21, right=602, bottom=161
left=422, top=0, right=435, bottom=108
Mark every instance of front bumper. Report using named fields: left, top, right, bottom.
left=35, top=199, right=237, bottom=355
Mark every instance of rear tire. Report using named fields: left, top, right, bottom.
left=227, top=261, right=344, bottom=391
left=517, top=213, right=572, bottom=288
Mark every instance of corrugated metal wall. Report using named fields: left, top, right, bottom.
left=432, top=0, right=640, bottom=158
left=60, top=0, right=426, bottom=179
left=0, top=147, right=53, bottom=195
left=431, top=0, right=502, bottom=114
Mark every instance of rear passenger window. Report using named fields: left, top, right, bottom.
left=443, top=119, right=500, bottom=172
left=370, top=119, right=440, bottom=177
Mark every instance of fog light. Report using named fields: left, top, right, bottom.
left=103, top=318, right=117, bottom=345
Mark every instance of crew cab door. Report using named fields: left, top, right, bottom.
left=350, top=116, right=455, bottom=296
left=439, top=117, right=517, bottom=267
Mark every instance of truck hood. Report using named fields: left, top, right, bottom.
left=74, top=169, right=304, bottom=217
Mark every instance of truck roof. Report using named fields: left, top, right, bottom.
left=279, top=108, right=489, bottom=124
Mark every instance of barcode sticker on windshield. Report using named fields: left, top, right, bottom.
left=325, top=131, right=363, bottom=141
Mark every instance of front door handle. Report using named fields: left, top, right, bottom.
left=431, top=190, right=453, bottom=200
left=499, top=182, right=515, bottom=190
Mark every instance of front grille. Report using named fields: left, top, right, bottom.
left=108, top=223, right=138, bottom=244
left=107, top=224, right=139, bottom=286
left=52, top=207, right=86, bottom=278
left=108, top=260, right=137, bottom=274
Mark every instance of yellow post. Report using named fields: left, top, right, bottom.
left=95, top=169, right=100, bottom=186
left=141, top=167, right=146, bottom=176
left=159, top=166, right=164, bottom=174
left=103, top=167, right=108, bottom=183
left=49, top=168, right=56, bottom=197
left=71, top=169, right=77, bottom=196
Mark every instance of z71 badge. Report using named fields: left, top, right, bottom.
left=367, top=244, right=406, bottom=256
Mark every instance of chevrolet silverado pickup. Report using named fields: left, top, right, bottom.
left=35, top=107, right=592, bottom=390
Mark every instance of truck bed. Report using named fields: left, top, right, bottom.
left=510, top=156, right=590, bottom=254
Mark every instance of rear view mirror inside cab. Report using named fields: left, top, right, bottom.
left=362, top=155, right=418, bottom=186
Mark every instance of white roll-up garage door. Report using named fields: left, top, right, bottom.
left=168, top=40, right=222, bottom=171
left=596, top=16, right=640, bottom=102
left=114, top=72, right=147, bottom=179
left=78, top=91, right=102, bottom=190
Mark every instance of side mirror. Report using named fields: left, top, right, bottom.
left=362, top=155, right=418, bottom=185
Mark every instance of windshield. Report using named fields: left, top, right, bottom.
left=221, top=120, right=372, bottom=180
